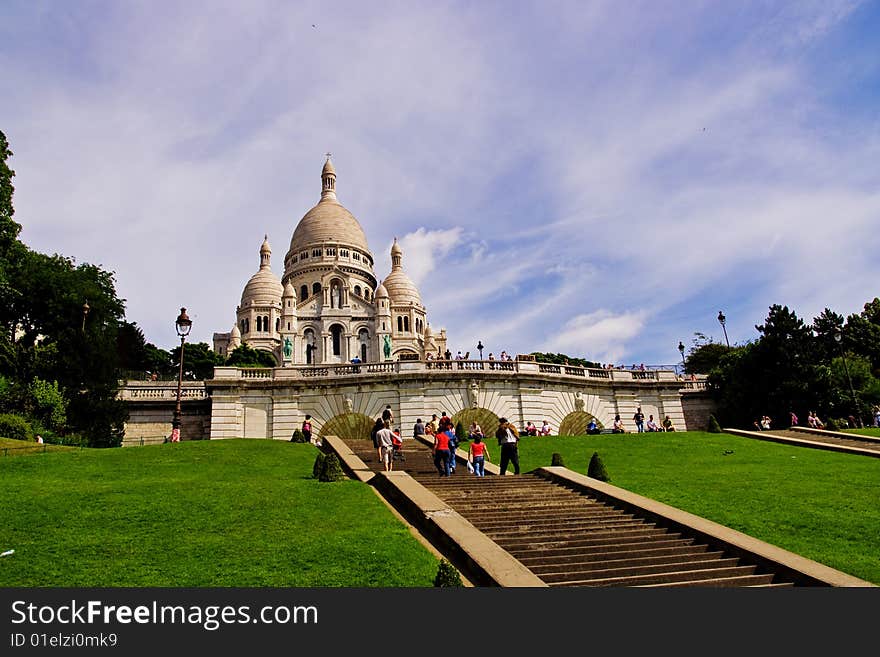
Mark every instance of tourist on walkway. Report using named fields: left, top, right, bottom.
left=633, top=407, right=645, bottom=433
left=468, top=435, right=490, bottom=477
left=301, top=414, right=313, bottom=444
left=413, top=418, right=426, bottom=441
left=382, top=404, right=394, bottom=428
left=375, top=421, right=396, bottom=472
left=495, top=417, right=520, bottom=475
left=371, top=417, right=384, bottom=461
left=789, top=411, right=798, bottom=427
left=428, top=414, right=440, bottom=435
left=445, top=427, right=459, bottom=474
left=432, top=425, right=451, bottom=476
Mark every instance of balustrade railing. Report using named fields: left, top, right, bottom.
left=149, top=360, right=687, bottom=384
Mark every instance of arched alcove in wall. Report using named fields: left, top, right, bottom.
left=318, top=412, right=375, bottom=441
left=558, top=411, right=603, bottom=436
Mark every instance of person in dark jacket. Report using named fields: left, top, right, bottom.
left=495, top=417, right=520, bottom=475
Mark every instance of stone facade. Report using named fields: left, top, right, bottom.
left=213, top=157, right=447, bottom=365
left=205, top=362, right=690, bottom=440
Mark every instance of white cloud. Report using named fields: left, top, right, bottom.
left=545, top=311, right=647, bottom=364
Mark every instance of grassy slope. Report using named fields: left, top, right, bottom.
left=0, top=440, right=438, bottom=587
left=515, top=432, right=880, bottom=585
left=0, top=437, right=75, bottom=456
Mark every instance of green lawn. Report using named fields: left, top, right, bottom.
left=515, top=432, right=880, bottom=585
left=0, top=440, right=439, bottom=587
left=0, top=436, right=76, bottom=457
left=844, top=427, right=880, bottom=438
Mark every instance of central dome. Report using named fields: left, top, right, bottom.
left=287, top=157, right=371, bottom=258
left=289, top=201, right=370, bottom=254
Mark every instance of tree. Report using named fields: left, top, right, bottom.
left=530, top=352, right=601, bottom=368
left=684, top=333, right=735, bottom=375
left=225, top=344, right=277, bottom=368
left=170, top=342, right=224, bottom=380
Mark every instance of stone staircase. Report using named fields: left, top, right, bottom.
left=346, top=438, right=795, bottom=587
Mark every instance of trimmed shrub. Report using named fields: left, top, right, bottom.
left=0, top=413, right=33, bottom=442
left=312, top=452, right=327, bottom=479
left=455, top=421, right=467, bottom=443
left=550, top=452, right=565, bottom=467
left=433, top=558, right=463, bottom=587
left=824, top=417, right=839, bottom=431
left=318, top=453, right=345, bottom=482
left=587, top=451, right=610, bottom=482
left=290, top=429, right=308, bottom=443
left=707, top=415, right=722, bottom=433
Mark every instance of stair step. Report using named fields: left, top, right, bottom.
left=552, top=565, right=761, bottom=587
left=529, top=550, right=727, bottom=575
left=539, top=557, right=743, bottom=583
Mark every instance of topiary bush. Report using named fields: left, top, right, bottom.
left=312, top=452, right=326, bottom=479
left=551, top=452, right=565, bottom=467
left=455, top=421, right=467, bottom=443
left=290, top=428, right=308, bottom=443
left=0, top=413, right=33, bottom=442
left=318, top=453, right=345, bottom=482
left=587, top=451, right=610, bottom=482
left=707, top=415, right=722, bottom=433
left=433, top=558, right=463, bottom=587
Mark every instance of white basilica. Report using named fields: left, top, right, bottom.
left=213, top=157, right=448, bottom=365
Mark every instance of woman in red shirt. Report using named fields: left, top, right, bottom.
left=468, top=435, right=490, bottom=477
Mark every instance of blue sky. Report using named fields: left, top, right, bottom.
left=2, top=1, right=879, bottom=366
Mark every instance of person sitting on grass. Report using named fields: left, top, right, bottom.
left=646, top=415, right=660, bottom=432
left=612, top=414, right=625, bottom=433
left=587, top=418, right=600, bottom=435
left=662, top=415, right=676, bottom=432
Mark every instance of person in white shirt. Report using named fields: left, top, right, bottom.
left=375, top=421, right=397, bottom=472
left=539, top=420, right=551, bottom=436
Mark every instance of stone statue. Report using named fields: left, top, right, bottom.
left=283, top=336, right=293, bottom=359
left=383, top=335, right=392, bottom=359
left=331, top=285, right=340, bottom=308
left=468, top=381, right=479, bottom=408
left=344, top=397, right=353, bottom=413
left=574, top=392, right=585, bottom=413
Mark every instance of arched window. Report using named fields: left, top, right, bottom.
left=359, top=328, right=369, bottom=362
left=240, top=318, right=247, bottom=334
left=264, top=316, right=269, bottom=332
left=312, top=282, right=322, bottom=296
left=397, top=317, right=403, bottom=332
left=304, top=329, right=316, bottom=365
left=256, top=316, right=262, bottom=332
left=275, top=317, right=280, bottom=332
left=354, top=285, right=362, bottom=297
left=404, top=317, right=410, bottom=332
left=300, top=285, right=308, bottom=301
left=330, top=325, right=343, bottom=356
left=364, top=289, right=370, bottom=301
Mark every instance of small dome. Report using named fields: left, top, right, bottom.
left=322, top=158, right=336, bottom=176
left=391, top=237, right=403, bottom=256
left=382, top=270, right=422, bottom=305
left=231, top=324, right=241, bottom=338
left=241, top=269, right=283, bottom=306
left=376, top=283, right=389, bottom=299
left=425, top=323, right=433, bottom=337
left=241, top=238, right=283, bottom=306
left=283, top=281, right=296, bottom=298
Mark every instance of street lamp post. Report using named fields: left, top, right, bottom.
left=834, top=330, right=861, bottom=428
left=677, top=341, right=686, bottom=375
left=717, top=311, right=730, bottom=347
left=477, top=341, right=484, bottom=360
left=172, top=307, right=193, bottom=442
left=81, top=300, right=90, bottom=332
